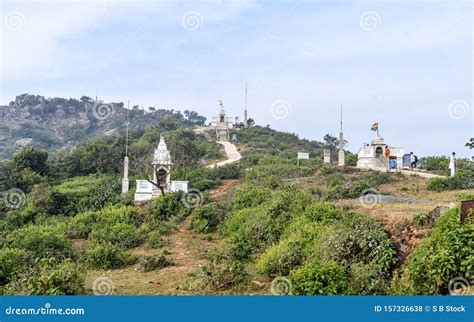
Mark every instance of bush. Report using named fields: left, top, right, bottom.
left=86, top=243, right=136, bottom=269
left=138, top=254, right=174, bottom=272
left=190, top=203, right=228, bottom=233
left=398, top=207, right=474, bottom=295
left=289, top=262, right=348, bottom=295
left=313, top=213, right=397, bottom=273
left=0, top=248, right=33, bottom=286
left=7, top=224, right=73, bottom=260
left=89, top=223, right=142, bottom=249
left=427, top=169, right=474, bottom=192
left=198, top=249, right=248, bottom=291
left=348, top=262, right=389, bottom=295
left=455, top=191, right=474, bottom=201
left=3, top=258, right=86, bottom=295
left=224, top=188, right=311, bottom=260
left=68, top=206, right=144, bottom=239
left=147, top=229, right=167, bottom=249
left=149, top=191, right=189, bottom=221
left=230, top=185, right=272, bottom=211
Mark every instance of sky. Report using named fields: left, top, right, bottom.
left=1, top=0, right=473, bottom=158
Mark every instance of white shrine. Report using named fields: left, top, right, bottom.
left=209, top=100, right=238, bottom=141
left=133, top=136, right=188, bottom=202
left=357, top=125, right=404, bottom=172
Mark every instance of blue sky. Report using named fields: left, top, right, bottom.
left=1, top=0, right=472, bottom=158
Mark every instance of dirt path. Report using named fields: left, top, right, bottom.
left=207, top=141, right=241, bottom=168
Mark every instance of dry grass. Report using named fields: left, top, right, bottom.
left=85, top=217, right=222, bottom=295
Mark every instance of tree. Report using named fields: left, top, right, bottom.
left=12, top=147, right=49, bottom=176
left=466, top=138, right=474, bottom=149
left=184, top=110, right=206, bottom=126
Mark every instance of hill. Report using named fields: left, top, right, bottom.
left=0, top=94, right=206, bottom=160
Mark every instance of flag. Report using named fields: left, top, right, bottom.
left=371, top=123, right=379, bottom=132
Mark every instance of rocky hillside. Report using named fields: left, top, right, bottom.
left=0, top=94, right=206, bottom=160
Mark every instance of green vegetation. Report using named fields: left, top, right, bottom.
left=427, top=169, right=474, bottom=192
left=1, top=112, right=473, bottom=296
left=395, top=207, right=474, bottom=295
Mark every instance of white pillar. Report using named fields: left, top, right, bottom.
left=122, top=156, right=129, bottom=194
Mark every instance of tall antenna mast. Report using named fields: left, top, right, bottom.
left=125, top=100, right=130, bottom=157
left=340, top=104, right=343, bottom=132
left=338, top=104, right=345, bottom=166
left=122, top=100, right=130, bottom=194
left=244, top=82, right=248, bottom=128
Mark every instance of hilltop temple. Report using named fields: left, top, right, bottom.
left=133, top=136, right=188, bottom=202
left=357, top=125, right=404, bottom=172
left=208, top=100, right=239, bottom=141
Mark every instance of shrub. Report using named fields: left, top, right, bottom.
left=0, top=248, right=33, bottom=286
left=348, top=262, right=389, bottom=295
left=313, top=213, right=397, bottom=273
left=412, top=212, right=434, bottom=228
left=427, top=169, right=474, bottom=192
left=68, top=206, right=144, bottom=239
left=3, top=258, right=86, bottom=295
left=198, top=249, right=248, bottom=291
left=149, top=191, right=189, bottom=221
left=190, top=203, right=228, bottom=233
left=86, top=243, right=136, bottom=269
left=398, top=207, right=474, bottom=294
left=147, top=229, right=167, bottom=249
left=455, top=191, right=474, bottom=201
left=89, top=223, right=142, bottom=249
left=138, top=254, right=174, bottom=272
left=224, top=188, right=312, bottom=260
left=7, top=224, right=73, bottom=260
left=289, top=262, right=348, bottom=295
left=230, top=185, right=272, bottom=211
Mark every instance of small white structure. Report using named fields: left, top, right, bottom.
left=357, top=134, right=404, bottom=172
left=134, top=136, right=188, bottom=202
left=210, top=101, right=235, bottom=141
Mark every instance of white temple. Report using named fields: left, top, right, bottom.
left=134, top=136, right=188, bottom=202
left=357, top=129, right=404, bottom=172
left=210, top=101, right=238, bottom=141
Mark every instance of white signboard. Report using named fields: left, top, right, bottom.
left=297, top=152, right=309, bottom=160
left=324, top=149, right=331, bottom=164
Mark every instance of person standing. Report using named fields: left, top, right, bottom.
left=385, top=145, right=391, bottom=169
left=449, top=152, right=456, bottom=177
left=409, top=152, right=416, bottom=170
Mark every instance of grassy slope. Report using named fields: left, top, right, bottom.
left=83, top=166, right=472, bottom=295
